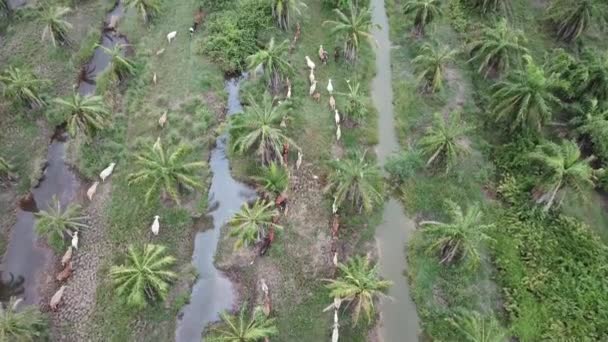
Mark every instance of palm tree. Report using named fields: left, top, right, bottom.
left=326, top=150, right=384, bottom=213
left=207, top=305, right=278, bottom=342
left=420, top=200, right=493, bottom=268
left=127, top=139, right=205, bottom=205
left=110, top=244, right=177, bottom=308
left=323, top=1, right=378, bottom=62
left=0, top=156, right=12, bottom=180
left=96, top=44, right=135, bottom=80
left=413, top=43, right=457, bottom=93
left=419, top=112, right=472, bottom=174
left=528, top=140, right=597, bottom=211
left=448, top=309, right=508, bottom=342
left=123, top=0, right=161, bottom=24
left=403, top=0, right=443, bottom=36
left=246, top=38, right=293, bottom=94
left=337, top=80, right=368, bottom=123
left=546, top=0, right=607, bottom=42
left=469, top=19, right=528, bottom=77
left=0, top=297, right=47, bottom=341
left=467, top=0, right=510, bottom=14
left=578, top=50, right=608, bottom=102
left=228, top=200, right=282, bottom=250
left=38, top=5, right=72, bottom=47
left=489, top=55, right=560, bottom=132
left=252, top=162, right=289, bottom=196
left=0, top=66, right=47, bottom=108
left=569, top=99, right=608, bottom=160
left=325, top=255, right=391, bottom=325
left=543, top=49, right=588, bottom=102
left=230, top=94, right=297, bottom=165
left=271, top=0, right=307, bottom=30
left=53, top=92, right=110, bottom=139
left=35, top=196, right=89, bottom=251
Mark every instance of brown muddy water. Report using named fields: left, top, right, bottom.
left=175, top=76, right=257, bottom=342
left=371, top=0, right=421, bottom=340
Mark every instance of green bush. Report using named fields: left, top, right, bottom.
left=385, top=149, right=423, bottom=184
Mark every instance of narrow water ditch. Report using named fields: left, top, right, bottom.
left=175, top=76, right=256, bottom=342
left=370, top=0, right=421, bottom=340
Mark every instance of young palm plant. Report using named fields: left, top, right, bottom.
left=528, top=140, right=597, bottom=211
left=271, top=0, right=307, bottom=30
left=127, top=139, right=205, bottom=205
left=326, top=150, right=384, bottom=213
left=419, top=112, right=472, bottom=174
left=337, top=80, right=368, bottom=123
left=38, top=5, right=72, bottom=47
left=230, top=93, right=297, bottom=165
left=323, top=1, right=378, bottom=62
left=325, top=255, right=391, bottom=325
left=546, top=0, right=607, bottom=43
left=207, top=305, right=278, bottom=342
left=469, top=19, right=528, bottom=78
left=124, top=0, right=162, bottom=24
left=96, top=44, right=135, bottom=80
left=0, top=297, right=47, bottom=341
left=246, top=37, right=294, bottom=94
left=35, top=196, right=89, bottom=251
left=420, top=200, right=493, bottom=269
left=0, top=66, right=47, bottom=108
left=53, top=92, right=110, bottom=139
left=448, top=309, right=508, bottom=342
left=403, top=0, right=442, bottom=36
left=252, top=162, right=289, bottom=196
left=110, top=244, right=177, bottom=308
left=228, top=200, right=282, bottom=250
left=413, top=43, right=458, bottom=93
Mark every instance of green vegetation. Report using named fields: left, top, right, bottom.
left=208, top=305, right=278, bottom=342
left=35, top=196, right=89, bottom=252
left=227, top=200, right=282, bottom=250
left=95, top=44, right=136, bottom=80
left=0, top=297, right=47, bottom=341
left=323, top=2, right=378, bottom=61
left=246, top=37, right=294, bottom=94
left=53, top=92, right=110, bottom=139
left=413, top=42, right=457, bottom=93
left=0, top=156, right=12, bottom=179
left=271, top=0, right=307, bottom=30
left=0, top=66, right=47, bottom=108
left=546, top=0, right=607, bottom=42
left=252, top=162, right=289, bottom=196
left=123, top=0, right=162, bottom=24
left=38, top=5, right=73, bottom=47
left=419, top=112, right=471, bottom=173
left=402, top=0, right=442, bottom=36
left=448, top=309, right=507, bottom=342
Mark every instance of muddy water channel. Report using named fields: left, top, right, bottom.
left=175, top=77, right=256, bottom=342
left=1, top=1, right=127, bottom=305
left=371, top=0, right=421, bottom=340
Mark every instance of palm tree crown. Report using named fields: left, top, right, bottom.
left=124, top=0, right=161, bottom=24
left=110, top=244, right=177, bottom=308
left=246, top=37, right=293, bottom=94
left=324, top=2, right=378, bottom=62
left=207, top=305, right=278, bottom=342
left=546, top=0, right=607, bottom=42
left=413, top=43, right=457, bottom=93
left=38, top=5, right=72, bottom=47
left=271, top=0, right=307, bottom=30
left=0, top=297, right=47, bottom=341
left=0, top=66, right=47, bottom=108
left=228, top=200, right=282, bottom=250
left=338, top=80, right=368, bottom=123
left=96, top=44, right=135, bottom=80
left=35, top=196, right=89, bottom=251
left=253, top=162, right=289, bottom=196
left=403, top=0, right=443, bottom=36
left=419, top=112, right=472, bottom=174
left=53, top=92, right=110, bottom=139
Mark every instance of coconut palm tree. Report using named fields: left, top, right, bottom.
left=420, top=200, right=493, bottom=268
left=207, top=305, right=278, bottom=342
left=123, top=0, right=161, bottom=24
left=228, top=200, right=282, bottom=250
left=546, top=0, right=607, bottom=42
left=419, top=112, right=472, bottom=174
left=469, top=19, right=528, bottom=77
left=413, top=43, right=458, bottom=93
left=326, top=150, right=384, bottom=213
left=323, top=1, right=378, bottom=62
left=252, top=162, right=289, bottom=196
left=326, top=255, right=391, bottom=325
left=337, top=80, right=368, bottom=123
left=467, top=0, right=510, bottom=14
left=53, top=92, right=110, bottom=139
left=569, top=99, right=608, bottom=160
left=128, top=139, right=205, bottom=205
left=0, top=66, right=47, bottom=108
left=96, top=44, right=135, bottom=80
left=0, top=297, right=47, bottom=341
left=230, top=93, right=297, bottom=165
left=490, top=55, right=561, bottom=132
left=38, top=5, right=72, bottom=47
left=35, top=196, right=89, bottom=251
left=578, top=50, right=608, bottom=102
left=110, top=244, right=177, bottom=308
left=528, top=140, right=597, bottom=211
left=271, top=0, right=307, bottom=30
left=246, top=38, right=294, bottom=94
left=403, top=0, right=443, bottom=36
left=448, top=309, right=508, bottom=342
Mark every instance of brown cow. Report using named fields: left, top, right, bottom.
left=312, top=92, right=321, bottom=102
left=56, top=262, right=73, bottom=282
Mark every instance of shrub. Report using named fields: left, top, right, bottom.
left=385, top=149, right=423, bottom=184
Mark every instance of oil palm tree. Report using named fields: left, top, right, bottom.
left=420, top=200, right=493, bottom=268
left=569, top=98, right=608, bottom=160
left=271, top=0, right=307, bottom=30
left=467, top=0, right=510, bottom=14
left=124, top=0, right=161, bottom=24
left=207, top=305, right=278, bottom=342
left=326, top=150, right=384, bottom=213
left=337, top=80, right=368, bottom=123
left=325, top=255, right=391, bottom=325
left=578, top=50, right=608, bottom=102
left=246, top=38, right=293, bottom=94
left=127, top=139, right=206, bottom=205
left=448, top=309, right=508, bottom=342
left=469, top=19, right=528, bottom=77
left=413, top=43, right=458, bottom=93
left=0, top=297, right=47, bottom=341
left=543, top=49, right=588, bottom=102
left=110, top=244, right=177, bottom=308
left=0, top=66, right=47, bottom=108
left=228, top=200, right=282, bottom=250
left=38, top=5, right=72, bottom=47
left=419, top=112, right=472, bottom=174
left=53, top=92, right=110, bottom=139
left=230, top=93, right=297, bottom=165
left=403, top=0, right=443, bottom=36
left=489, top=55, right=561, bottom=132
left=323, top=1, right=378, bottom=62
left=546, top=0, right=607, bottom=42
left=96, top=44, right=135, bottom=80
left=528, top=140, right=597, bottom=211
left=35, top=196, right=89, bottom=251
left=252, top=162, right=289, bottom=196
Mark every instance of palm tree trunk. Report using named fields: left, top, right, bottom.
left=543, top=181, right=561, bottom=212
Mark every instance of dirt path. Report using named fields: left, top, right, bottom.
left=442, top=67, right=467, bottom=119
